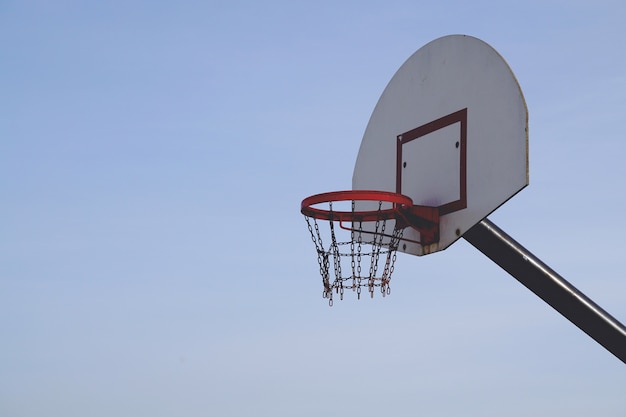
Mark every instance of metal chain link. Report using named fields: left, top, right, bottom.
left=303, top=198, right=404, bottom=306
left=328, top=202, right=343, bottom=305
left=350, top=199, right=356, bottom=289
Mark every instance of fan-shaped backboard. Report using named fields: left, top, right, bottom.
left=353, top=35, right=528, bottom=255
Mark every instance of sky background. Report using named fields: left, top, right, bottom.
left=2, top=1, right=626, bottom=416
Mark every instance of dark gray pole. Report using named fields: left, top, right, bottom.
left=463, top=218, right=626, bottom=364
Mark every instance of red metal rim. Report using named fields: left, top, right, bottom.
left=301, top=190, right=413, bottom=222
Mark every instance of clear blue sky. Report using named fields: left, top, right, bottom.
left=2, top=1, right=625, bottom=416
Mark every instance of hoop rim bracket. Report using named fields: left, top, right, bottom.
left=301, top=189, right=440, bottom=246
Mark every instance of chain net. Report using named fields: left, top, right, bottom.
left=304, top=200, right=404, bottom=306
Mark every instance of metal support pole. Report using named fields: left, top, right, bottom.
left=463, top=218, right=626, bottom=364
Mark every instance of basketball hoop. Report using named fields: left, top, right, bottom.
left=301, top=190, right=440, bottom=305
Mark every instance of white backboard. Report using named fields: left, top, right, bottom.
left=353, top=35, right=528, bottom=255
